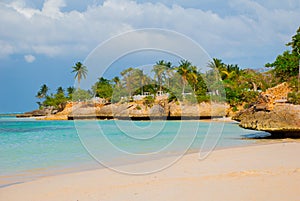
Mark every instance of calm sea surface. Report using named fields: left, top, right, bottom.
left=0, top=116, right=267, bottom=187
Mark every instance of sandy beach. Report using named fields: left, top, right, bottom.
left=1, top=142, right=300, bottom=201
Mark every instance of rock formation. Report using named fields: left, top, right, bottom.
left=234, top=83, right=300, bottom=138
left=239, top=104, right=300, bottom=138
left=48, top=99, right=229, bottom=121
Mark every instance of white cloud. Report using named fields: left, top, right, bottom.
left=0, top=0, right=299, bottom=67
left=24, top=54, right=36, bottom=63
left=6, top=1, right=39, bottom=18
left=42, top=0, right=66, bottom=18
left=0, top=40, right=14, bottom=58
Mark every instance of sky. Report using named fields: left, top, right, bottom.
left=0, top=0, right=299, bottom=113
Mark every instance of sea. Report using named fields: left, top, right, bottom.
left=0, top=115, right=269, bottom=187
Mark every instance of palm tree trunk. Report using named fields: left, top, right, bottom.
left=182, top=82, right=185, bottom=95
left=252, top=82, right=257, bottom=92
left=159, top=77, right=162, bottom=92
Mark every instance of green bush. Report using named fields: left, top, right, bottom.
left=143, top=95, right=155, bottom=107
left=184, top=94, right=197, bottom=104
left=72, top=89, right=92, bottom=101
left=288, top=92, right=300, bottom=105
left=168, top=93, right=178, bottom=102
left=196, top=95, right=210, bottom=103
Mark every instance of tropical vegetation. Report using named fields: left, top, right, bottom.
left=36, top=26, right=300, bottom=111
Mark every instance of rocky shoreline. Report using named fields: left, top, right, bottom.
left=235, top=104, right=300, bottom=138
left=18, top=100, right=229, bottom=121
left=17, top=82, right=300, bottom=138
left=234, top=83, right=300, bottom=138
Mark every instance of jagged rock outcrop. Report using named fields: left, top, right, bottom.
left=20, top=95, right=228, bottom=120
left=239, top=104, right=300, bottom=138
left=256, top=82, right=291, bottom=110
left=17, top=107, right=57, bottom=118
left=234, top=83, right=300, bottom=138
left=61, top=101, right=229, bottom=120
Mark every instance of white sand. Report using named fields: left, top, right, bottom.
left=1, top=142, right=300, bottom=201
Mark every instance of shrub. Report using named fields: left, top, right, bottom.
left=288, top=92, right=300, bottom=105
left=143, top=95, right=155, bottom=107
left=184, top=94, right=197, bottom=104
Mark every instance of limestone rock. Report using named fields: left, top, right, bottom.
left=239, top=104, right=300, bottom=138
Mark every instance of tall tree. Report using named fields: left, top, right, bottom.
left=286, top=26, right=300, bottom=54
left=135, top=69, right=146, bottom=95
left=36, top=84, right=49, bottom=107
left=56, top=86, right=64, bottom=95
left=177, top=60, right=192, bottom=94
left=187, top=65, right=198, bottom=92
left=112, top=76, right=121, bottom=88
left=164, top=61, right=174, bottom=89
left=266, top=27, right=300, bottom=83
left=67, top=86, right=75, bottom=98
left=121, top=67, right=135, bottom=96
left=207, top=58, right=224, bottom=70
left=92, top=77, right=113, bottom=100
left=72, top=62, right=88, bottom=89
left=286, top=26, right=300, bottom=90
left=36, top=84, right=49, bottom=99
left=152, top=60, right=167, bottom=92
left=265, top=51, right=299, bottom=81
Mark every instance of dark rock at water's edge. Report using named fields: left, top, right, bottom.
left=16, top=107, right=58, bottom=118
left=235, top=104, right=300, bottom=138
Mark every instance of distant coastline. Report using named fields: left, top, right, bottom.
left=0, top=113, right=22, bottom=117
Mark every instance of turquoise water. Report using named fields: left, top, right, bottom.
left=0, top=117, right=265, bottom=187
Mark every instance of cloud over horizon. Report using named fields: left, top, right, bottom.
left=1, top=0, right=299, bottom=68
left=24, top=54, right=36, bottom=63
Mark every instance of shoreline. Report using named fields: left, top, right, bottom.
left=0, top=135, right=248, bottom=189
left=0, top=117, right=287, bottom=190
left=1, top=141, right=300, bottom=200
left=0, top=135, right=255, bottom=188
left=0, top=127, right=291, bottom=190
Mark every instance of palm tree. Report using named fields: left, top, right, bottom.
left=177, top=60, right=192, bottom=95
left=135, top=69, right=147, bottom=95
left=152, top=60, right=167, bottom=92
left=164, top=61, right=174, bottom=89
left=207, top=58, right=224, bottom=70
left=72, top=62, right=88, bottom=89
left=121, top=67, right=134, bottom=96
left=188, top=66, right=198, bottom=92
left=207, top=58, right=225, bottom=81
left=67, top=86, right=75, bottom=96
left=36, top=84, right=49, bottom=99
left=112, top=76, right=121, bottom=88
left=56, top=86, right=64, bottom=94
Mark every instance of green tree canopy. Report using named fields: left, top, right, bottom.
left=72, top=62, right=88, bottom=88
left=92, top=77, right=113, bottom=100
left=176, top=59, right=193, bottom=94
left=72, top=89, right=92, bottom=102
left=265, top=51, right=299, bottom=81
left=287, top=26, right=300, bottom=54
left=36, top=84, right=49, bottom=99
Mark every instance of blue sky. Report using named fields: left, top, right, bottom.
left=0, top=0, right=300, bottom=113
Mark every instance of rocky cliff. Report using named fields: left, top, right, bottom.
left=68, top=101, right=228, bottom=120
left=234, top=83, right=300, bottom=138
left=40, top=99, right=229, bottom=121
left=239, top=104, right=300, bottom=138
